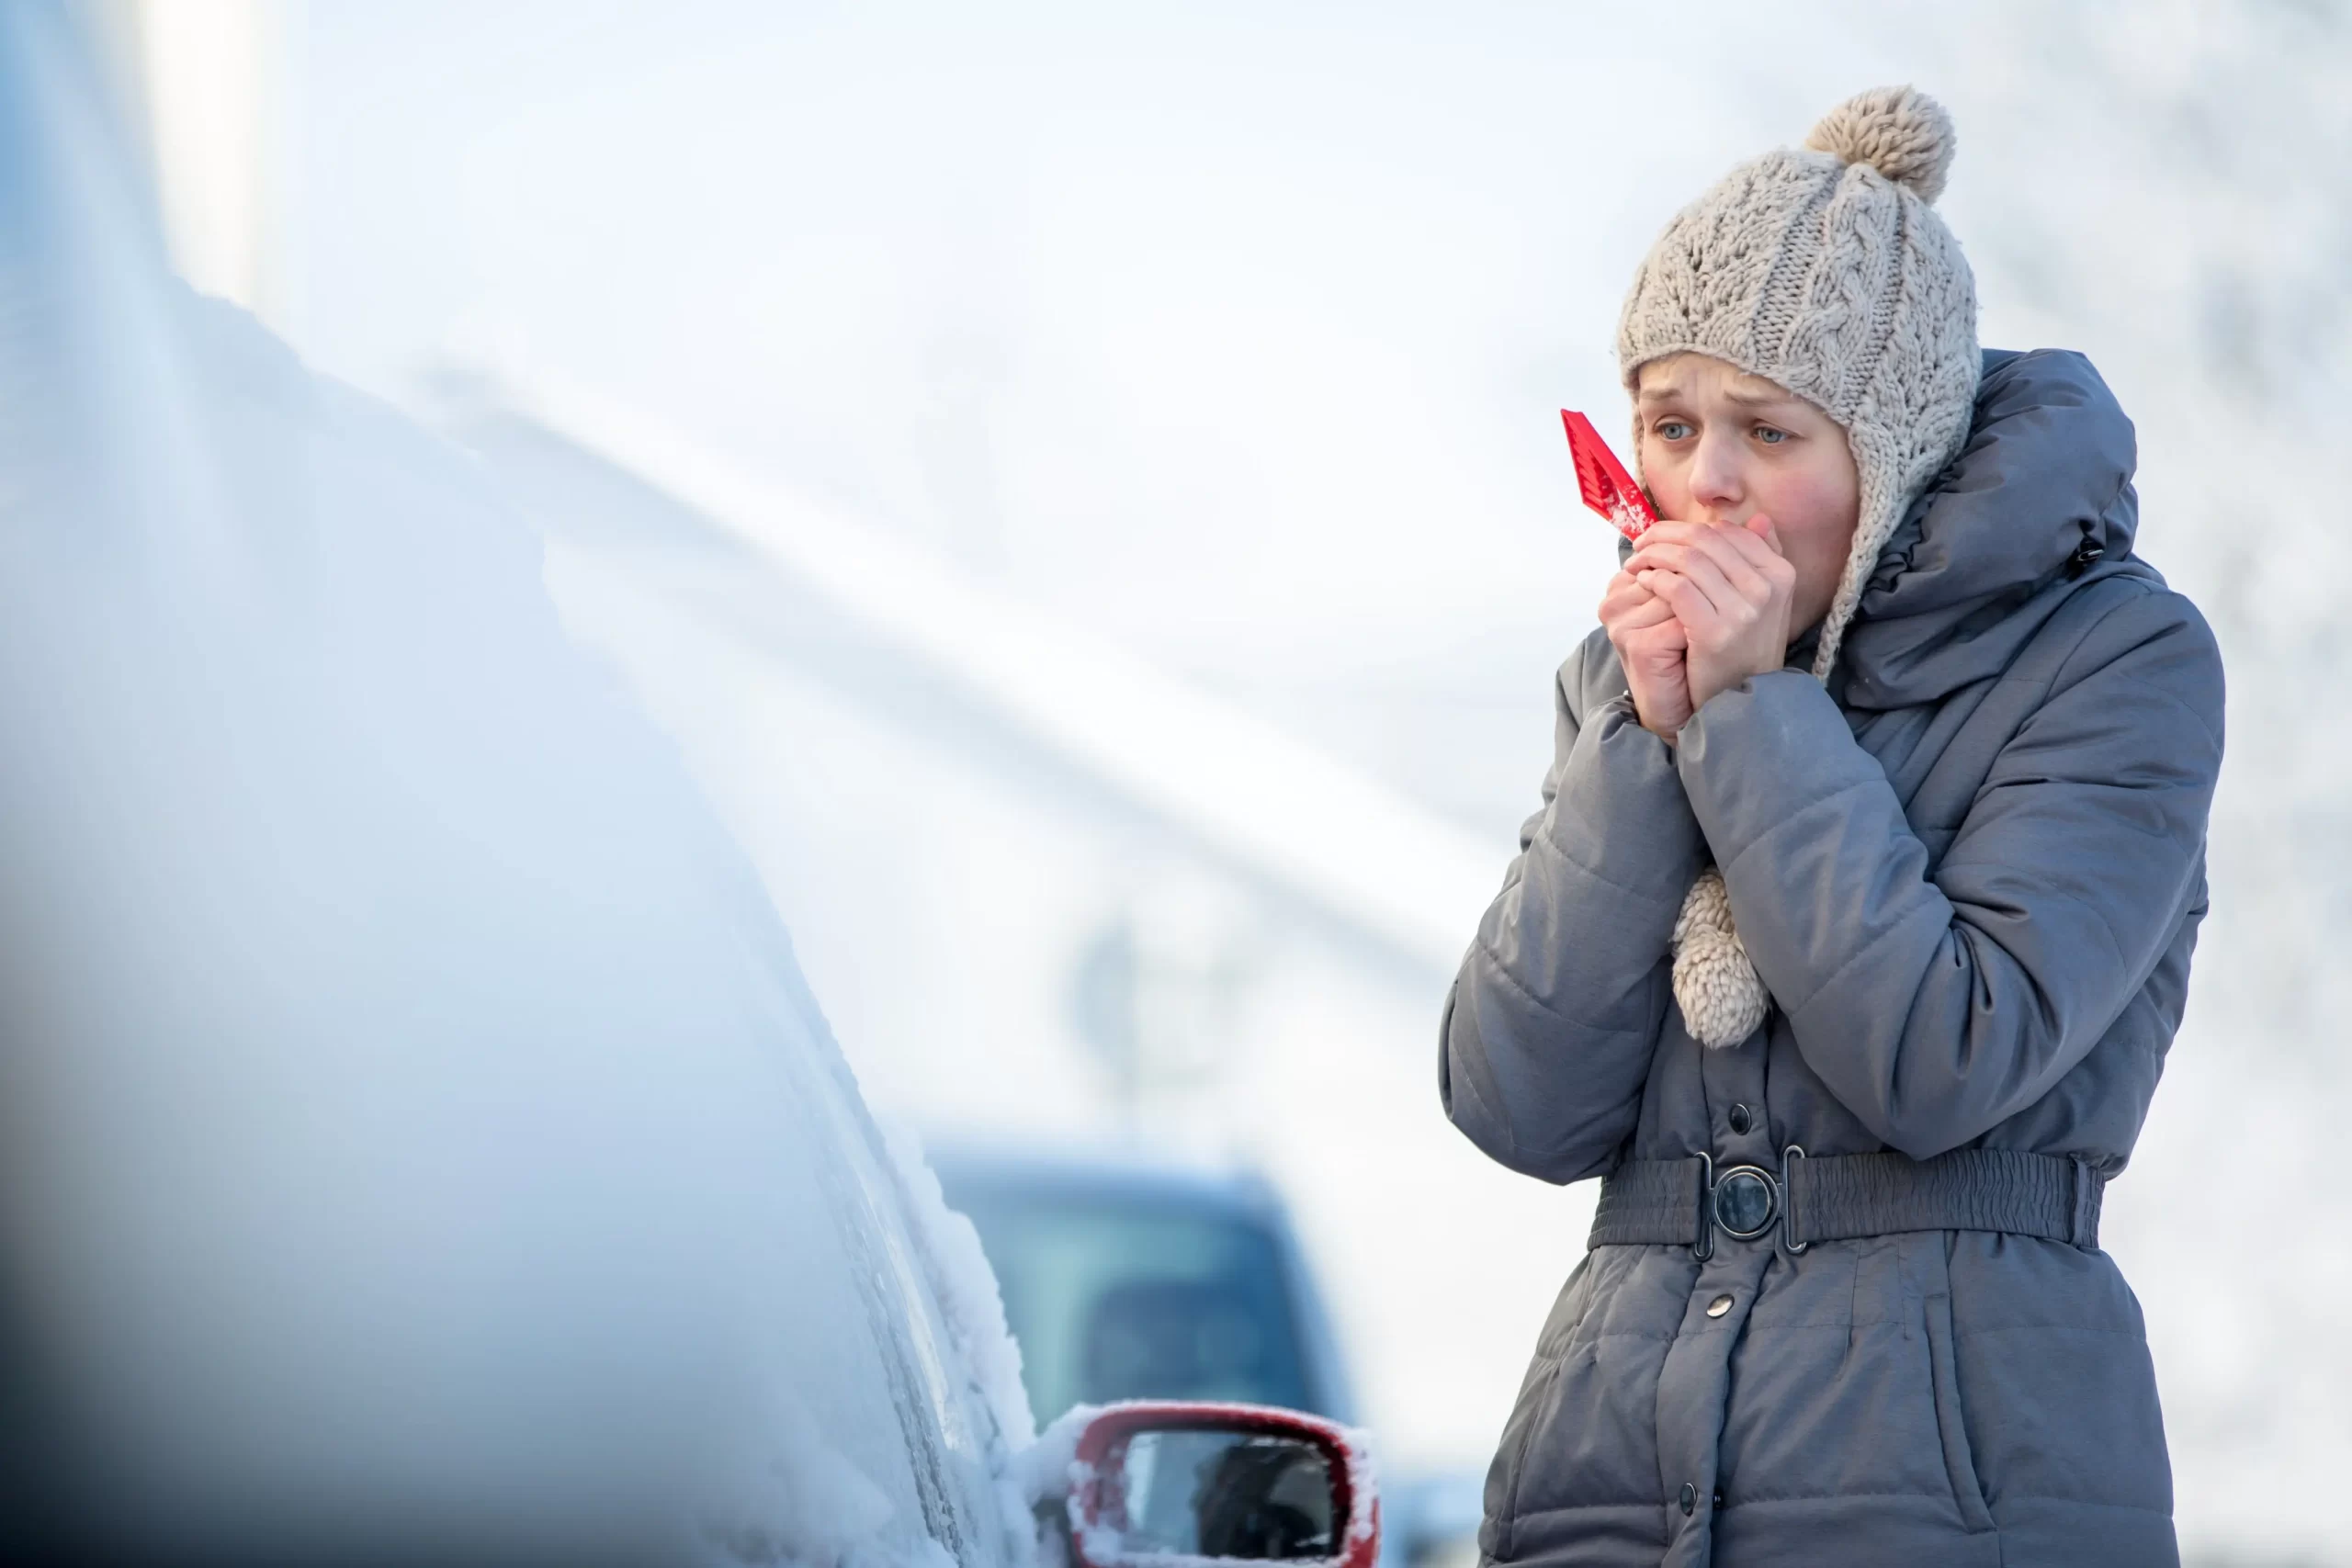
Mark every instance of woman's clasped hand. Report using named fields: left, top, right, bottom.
left=1600, top=516, right=1799, bottom=740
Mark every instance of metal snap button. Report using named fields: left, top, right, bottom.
left=1679, top=1482, right=1697, bottom=1516
left=1727, top=1103, right=1752, bottom=1134
left=1706, top=1293, right=1734, bottom=1318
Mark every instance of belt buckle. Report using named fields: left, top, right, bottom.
left=1780, top=1145, right=1808, bottom=1256
left=1690, top=1151, right=1789, bottom=1260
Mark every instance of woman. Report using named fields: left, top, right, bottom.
left=1441, top=87, right=2222, bottom=1566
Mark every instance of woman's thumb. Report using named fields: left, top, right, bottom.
left=1745, top=513, right=1783, bottom=554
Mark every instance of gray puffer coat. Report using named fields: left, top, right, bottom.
left=1442, top=349, right=2223, bottom=1566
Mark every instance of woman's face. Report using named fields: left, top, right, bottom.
left=1634, top=354, right=1861, bottom=635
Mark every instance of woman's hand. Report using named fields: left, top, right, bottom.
left=1599, top=570, right=1693, bottom=739
left=1624, top=517, right=1798, bottom=715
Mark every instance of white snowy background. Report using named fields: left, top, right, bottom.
left=243, top=3, right=2348, bottom=1562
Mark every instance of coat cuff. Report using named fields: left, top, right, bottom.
left=1672, top=671, right=1872, bottom=863
left=1540, top=694, right=1708, bottom=902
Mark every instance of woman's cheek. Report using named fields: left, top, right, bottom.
left=1640, top=450, right=1689, bottom=517
left=1770, top=477, right=1861, bottom=622
left=1770, top=475, right=1849, bottom=550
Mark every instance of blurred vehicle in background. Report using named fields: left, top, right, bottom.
left=933, top=1145, right=1481, bottom=1568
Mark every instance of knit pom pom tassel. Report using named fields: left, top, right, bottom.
left=1671, top=868, right=1770, bottom=1048
left=1802, top=84, right=1957, bottom=205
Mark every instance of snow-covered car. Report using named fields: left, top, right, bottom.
left=0, top=11, right=1381, bottom=1564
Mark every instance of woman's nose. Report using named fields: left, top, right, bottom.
left=1689, top=433, right=1745, bottom=511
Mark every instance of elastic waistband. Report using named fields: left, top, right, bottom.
left=1589, top=1147, right=2104, bottom=1252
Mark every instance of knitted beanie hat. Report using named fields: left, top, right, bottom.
left=1617, top=85, right=1982, bottom=1048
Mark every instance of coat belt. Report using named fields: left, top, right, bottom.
left=1589, top=1147, right=2105, bottom=1252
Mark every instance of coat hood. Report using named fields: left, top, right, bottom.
left=1668, top=347, right=2158, bottom=1043
left=1837, top=348, right=2152, bottom=710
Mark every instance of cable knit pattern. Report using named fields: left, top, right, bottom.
left=1669, top=868, right=1767, bottom=1049
left=1615, top=85, right=1981, bottom=1046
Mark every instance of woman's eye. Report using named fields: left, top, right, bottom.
left=1753, top=424, right=1789, bottom=446
left=1656, top=421, right=1693, bottom=441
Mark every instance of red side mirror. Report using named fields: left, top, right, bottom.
left=1060, top=1401, right=1378, bottom=1568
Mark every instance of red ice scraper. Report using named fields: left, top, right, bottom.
left=1561, top=409, right=1657, bottom=542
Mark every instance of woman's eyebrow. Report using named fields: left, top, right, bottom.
left=1637, top=381, right=1796, bottom=411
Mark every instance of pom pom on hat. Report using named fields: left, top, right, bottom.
left=1804, top=85, right=1957, bottom=204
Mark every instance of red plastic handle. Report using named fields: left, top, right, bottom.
left=1561, top=410, right=1656, bottom=541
